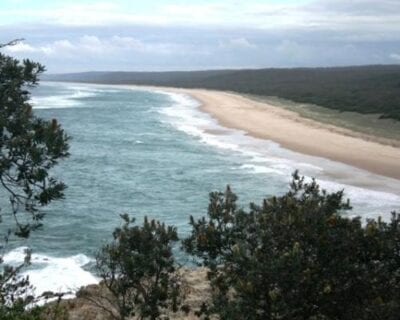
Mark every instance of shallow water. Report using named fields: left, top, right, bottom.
left=2, top=82, right=399, bottom=296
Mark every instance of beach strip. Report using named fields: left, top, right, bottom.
left=162, top=88, right=400, bottom=180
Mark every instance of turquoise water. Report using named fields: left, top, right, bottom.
left=2, top=82, right=400, bottom=296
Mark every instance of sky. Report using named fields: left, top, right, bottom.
left=0, top=0, right=399, bottom=73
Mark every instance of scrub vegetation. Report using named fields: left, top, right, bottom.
left=2, top=48, right=400, bottom=319
left=47, top=65, right=400, bottom=121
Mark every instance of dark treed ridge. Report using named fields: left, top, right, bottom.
left=44, top=65, right=400, bottom=120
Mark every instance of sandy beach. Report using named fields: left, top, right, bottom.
left=150, top=87, right=400, bottom=180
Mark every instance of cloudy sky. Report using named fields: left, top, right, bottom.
left=1, top=0, right=399, bottom=73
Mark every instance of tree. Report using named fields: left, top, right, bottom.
left=184, top=171, right=400, bottom=320
left=0, top=41, right=70, bottom=318
left=81, top=214, right=184, bottom=320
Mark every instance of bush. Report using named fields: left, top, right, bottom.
left=0, top=41, right=69, bottom=319
left=84, top=214, right=184, bottom=320
left=184, top=172, right=400, bottom=320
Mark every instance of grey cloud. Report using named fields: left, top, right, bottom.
left=1, top=17, right=399, bottom=73
left=310, top=0, right=400, bottom=16
left=390, top=53, right=400, bottom=61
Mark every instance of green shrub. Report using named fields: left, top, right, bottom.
left=184, top=172, right=400, bottom=320
left=85, top=214, right=184, bottom=320
left=0, top=40, right=69, bottom=319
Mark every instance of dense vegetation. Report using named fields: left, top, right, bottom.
left=0, top=41, right=70, bottom=319
left=77, top=173, right=399, bottom=320
left=2, top=48, right=399, bottom=319
left=184, top=172, right=400, bottom=320
left=80, top=172, right=400, bottom=320
left=80, top=215, right=183, bottom=320
left=46, top=65, right=400, bottom=120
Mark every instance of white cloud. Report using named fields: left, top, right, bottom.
left=5, top=42, right=37, bottom=53
left=2, top=1, right=400, bottom=71
left=390, top=53, right=400, bottom=61
left=39, top=40, right=75, bottom=55
left=5, top=39, right=81, bottom=56
left=42, top=2, right=122, bottom=26
left=110, top=36, right=144, bottom=50
left=1, top=0, right=399, bottom=36
left=3, top=36, right=195, bottom=58
left=54, top=40, right=75, bottom=50
left=227, top=38, right=257, bottom=49
left=78, top=35, right=104, bottom=53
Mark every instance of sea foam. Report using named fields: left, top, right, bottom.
left=156, top=89, right=400, bottom=220
left=3, top=247, right=98, bottom=298
left=30, top=84, right=115, bottom=109
left=14, top=83, right=399, bottom=298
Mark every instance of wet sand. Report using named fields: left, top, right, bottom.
left=162, top=88, right=400, bottom=180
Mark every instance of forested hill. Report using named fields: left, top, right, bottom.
left=44, top=65, right=400, bottom=120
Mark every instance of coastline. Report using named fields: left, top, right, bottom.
left=145, top=86, right=400, bottom=181
left=28, top=81, right=400, bottom=306
left=44, top=81, right=400, bottom=181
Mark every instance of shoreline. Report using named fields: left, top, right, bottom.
left=27, top=82, right=400, bottom=305
left=44, top=82, right=400, bottom=181
left=149, top=86, right=400, bottom=181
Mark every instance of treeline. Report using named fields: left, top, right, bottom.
left=45, top=65, right=400, bottom=120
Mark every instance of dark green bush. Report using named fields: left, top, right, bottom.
left=184, top=172, right=400, bottom=320
left=86, top=215, right=184, bottom=320
left=0, top=41, right=70, bottom=319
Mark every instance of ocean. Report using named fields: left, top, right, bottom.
left=2, top=82, right=400, bottom=298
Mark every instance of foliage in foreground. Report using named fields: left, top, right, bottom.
left=184, top=172, right=400, bottom=320
left=2, top=41, right=400, bottom=320
left=0, top=41, right=70, bottom=319
left=81, top=214, right=185, bottom=320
